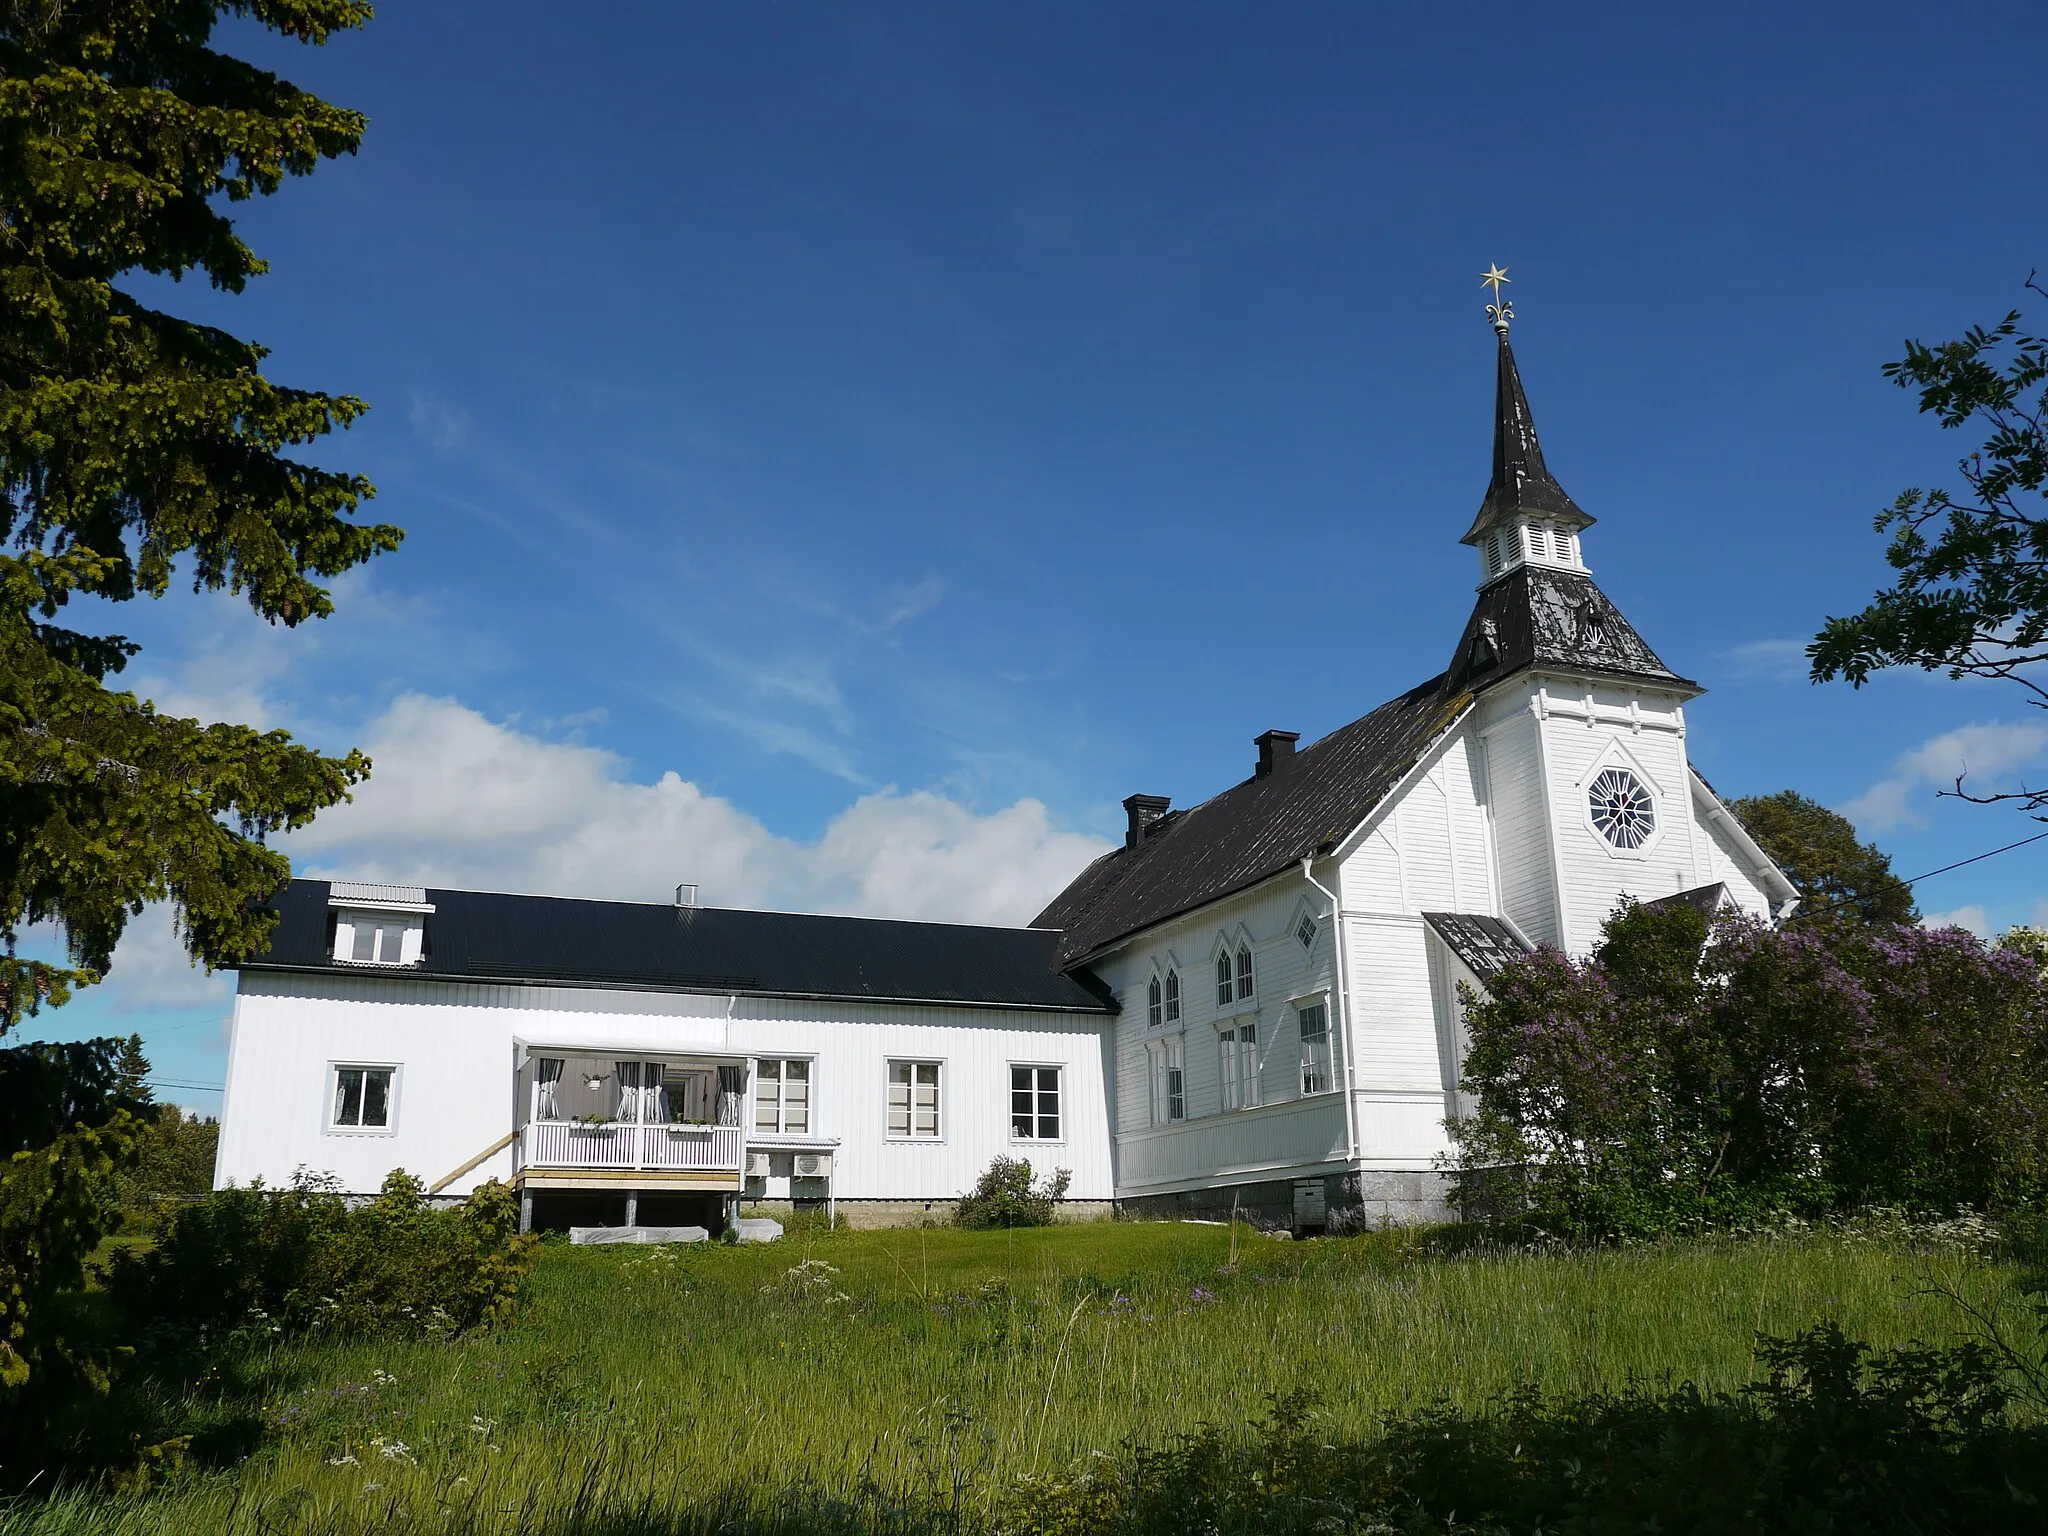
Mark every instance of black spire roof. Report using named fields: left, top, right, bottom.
left=1460, top=330, right=1594, bottom=546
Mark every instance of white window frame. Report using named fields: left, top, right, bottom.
left=1297, top=999, right=1334, bottom=1096
left=327, top=1062, right=399, bottom=1135
left=1163, top=967, right=1181, bottom=1025
left=1576, top=743, right=1669, bottom=861
left=885, top=1059, right=943, bottom=1142
left=1009, top=1063, right=1063, bottom=1142
left=1213, top=929, right=1258, bottom=1016
left=1146, top=1035, right=1185, bottom=1126
left=1218, top=1022, right=1260, bottom=1112
left=332, top=911, right=421, bottom=967
left=1293, top=906, right=1319, bottom=952
left=1147, top=973, right=1163, bottom=1030
left=752, top=1057, right=813, bottom=1135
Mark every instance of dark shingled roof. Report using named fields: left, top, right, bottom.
left=1422, top=912, right=1534, bottom=981
left=1033, top=569, right=1696, bottom=969
left=1033, top=677, right=1473, bottom=966
left=1646, top=882, right=1734, bottom=920
left=242, top=880, right=1115, bottom=1014
left=1445, top=564, right=1698, bottom=697
left=1462, top=331, right=1594, bottom=546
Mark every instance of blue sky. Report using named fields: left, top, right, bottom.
left=29, top=0, right=2048, bottom=1108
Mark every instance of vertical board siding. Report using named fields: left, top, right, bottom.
left=1479, top=711, right=1559, bottom=945
left=216, top=973, right=1113, bottom=1201
left=1533, top=685, right=1699, bottom=952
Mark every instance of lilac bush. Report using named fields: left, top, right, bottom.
left=1451, top=903, right=2048, bottom=1239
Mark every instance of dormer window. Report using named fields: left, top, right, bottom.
left=328, top=881, right=433, bottom=968
left=348, top=918, right=410, bottom=965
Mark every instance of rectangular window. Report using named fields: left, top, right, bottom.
left=1298, top=1002, right=1332, bottom=1095
left=331, top=1065, right=395, bottom=1130
left=343, top=918, right=410, bottom=965
left=887, top=1061, right=941, bottom=1139
left=753, top=1058, right=811, bottom=1134
left=1148, top=1036, right=1185, bottom=1126
left=1219, top=1024, right=1260, bottom=1111
left=1011, top=1065, right=1061, bottom=1140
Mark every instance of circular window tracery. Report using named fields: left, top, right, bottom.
left=1588, top=768, right=1656, bottom=849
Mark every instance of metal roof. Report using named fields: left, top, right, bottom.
left=1422, top=912, right=1535, bottom=981
left=243, top=881, right=1116, bottom=1014
left=1445, top=564, right=1698, bottom=698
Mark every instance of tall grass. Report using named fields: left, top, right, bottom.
left=2, top=1220, right=2025, bottom=1535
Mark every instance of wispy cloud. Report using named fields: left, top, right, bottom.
left=1921, top=904, right=1991, bottom=938
left=869, top=577, right=946, bottom=635
left=1842, top=720, right=2048, bottom=832
left=408, top=391, right=473, bottom=452
left=1720, top=638, right=1811, bottom=684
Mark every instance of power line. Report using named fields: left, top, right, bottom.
left=146, top=1077, right=223, bottom=1093
left=1805, top=826, right=2048, bottom=917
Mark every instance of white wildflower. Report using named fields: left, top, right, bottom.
left=327, top=1454, right=359, bottom=1466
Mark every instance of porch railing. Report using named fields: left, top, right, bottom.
left=519, top=1121, right=743, bottom=1173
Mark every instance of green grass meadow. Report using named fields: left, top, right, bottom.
left=3, top=1220, right=2029, bottom=1535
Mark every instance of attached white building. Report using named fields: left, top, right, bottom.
left=217, top=313, right=1795, bottom=1231
left=217, top=889, right=1118, bottom=1230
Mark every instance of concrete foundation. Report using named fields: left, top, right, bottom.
left=737, top=1197, right=1115, bottom=1229
left=1116, top=1169, right=1455, bottom=1233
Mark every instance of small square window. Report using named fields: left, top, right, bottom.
left=1295, top=913, right=1318, bottom=950
left=332, top=1065, right=396, bottom=1130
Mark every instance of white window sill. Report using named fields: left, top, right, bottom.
left=325, top=1124, right=397, bottom=1137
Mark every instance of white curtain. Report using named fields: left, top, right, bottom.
left=535, top=1057, right=563, bottom=1121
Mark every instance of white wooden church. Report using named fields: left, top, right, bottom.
left=215, top=306, right=1796, bottom=1232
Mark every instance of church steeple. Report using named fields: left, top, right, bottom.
left=1459, top=269, right=1596, bottom=586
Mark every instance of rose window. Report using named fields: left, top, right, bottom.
left=1588, top=768, right=1655, bottom=849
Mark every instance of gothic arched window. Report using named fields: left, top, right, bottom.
left=1215, top=951, right=1233, bottom=1007
left=1164, top=969, right=1181, bottom=1024
left=1147, top=975, right=1162, bottom=1030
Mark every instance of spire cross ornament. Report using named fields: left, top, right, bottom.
left=1480, top=263, right=1513, bottom=335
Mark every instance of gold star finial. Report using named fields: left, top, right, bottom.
left=1481, top=263, right=1513, bottom=335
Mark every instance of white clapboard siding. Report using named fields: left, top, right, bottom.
left=217, top=972, right=1113, bottom=1201
left=1093, top=870, right=1342, bottom=1190
left=1691, top=780, right=1781, bottom=918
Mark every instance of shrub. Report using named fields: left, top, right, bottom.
left=110, top=1169, right=538, bottom=1340
left=1451, top=904, right=2048, bottom=1239
left=955, top=1156, right=1070, bottom=1229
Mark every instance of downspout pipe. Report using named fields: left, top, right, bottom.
left=1301, top=857, right=1359, bottom=1166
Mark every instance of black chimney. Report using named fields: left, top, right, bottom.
left=1122, top=793, right=1171, bottom=848
left=1254, top=730, right=1301, bottom=779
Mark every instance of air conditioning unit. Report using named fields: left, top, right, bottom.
left=793, top=1152, right=833, bottom=1178
left=744, top=1152, right=771, bottom=1177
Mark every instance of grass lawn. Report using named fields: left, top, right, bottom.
left=4, top=1219, right=2028, bottom=1534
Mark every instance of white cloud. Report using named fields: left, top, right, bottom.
left=282, top=694, right=1109, bottom=926
left=1921, top=904, right=1991, bottom=939
left=1841, top=720, right=2048, bottom=833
